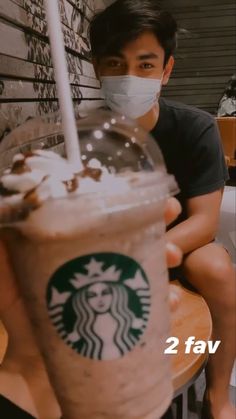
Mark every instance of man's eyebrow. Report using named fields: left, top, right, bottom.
left=137, top=53, right=159, bottom=60
left=103, top=53, right=124, bottom=59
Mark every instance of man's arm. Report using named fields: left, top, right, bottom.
left=165, top=189, right=223, bottom=255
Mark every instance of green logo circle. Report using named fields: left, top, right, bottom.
left=47, top=253, right=151, bottom=360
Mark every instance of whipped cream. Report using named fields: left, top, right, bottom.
left=0, top=149, right=130, bottom=215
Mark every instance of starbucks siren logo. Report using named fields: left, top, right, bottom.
left=47, top=253, right=151, bottom=360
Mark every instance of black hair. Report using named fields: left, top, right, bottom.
left=89, top=0, right=178, bottom=66
left=224, top=74, right=236, bottom=99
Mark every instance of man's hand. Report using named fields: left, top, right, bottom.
left=166, top=190, right=223, bottom=255
left=164, top=197, right=183, bottom=311
left=164, top=197, right=182, bottom=267
left=0, top=241, right=61, bottom=419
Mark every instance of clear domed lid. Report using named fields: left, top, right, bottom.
left=74, top=109, right=165, bottom=175
left=0, top=109, right=179, bottom=228
left=0, top=108, right=178, bottom=196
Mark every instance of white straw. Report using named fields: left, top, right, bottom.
left=45, top=0, right=83, bottom=171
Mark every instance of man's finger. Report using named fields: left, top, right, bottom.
left=166, top=241, right=183, bottom=268
left=164, top=197, right=181, bottom=226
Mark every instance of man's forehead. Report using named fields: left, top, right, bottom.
left=97, top=31, right=164, bottom=62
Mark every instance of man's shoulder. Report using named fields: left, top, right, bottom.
left=159, top=98, right=215, bottom=126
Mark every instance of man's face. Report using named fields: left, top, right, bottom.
left=95, top=31, right=173, bottom=85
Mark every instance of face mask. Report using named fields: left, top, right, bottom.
left=100, top=75, right=163, bottom=119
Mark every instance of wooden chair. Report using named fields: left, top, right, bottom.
left=170, top=281, right=212, bottom=419
left=216, top=117, right=236, bottom=167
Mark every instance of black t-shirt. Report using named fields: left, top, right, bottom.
left=151, top=98, right=229, bottom=222
left=0, top=395, right=36, bottom=419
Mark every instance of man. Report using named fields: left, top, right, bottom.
left=89, top=1, right=236, bottom=418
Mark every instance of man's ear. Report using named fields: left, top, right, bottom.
left=92, top=58, right=100, bottom=80
left=162, top=56, right=174, bottom=86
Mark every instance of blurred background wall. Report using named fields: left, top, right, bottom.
left=0, top=0, right=235, bottom=142
left=161, top=0, right=236, bottom=114
left=0, top=0, right=106, bottom=141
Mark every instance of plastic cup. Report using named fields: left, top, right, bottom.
left=0, top=110, right=178, bottom=419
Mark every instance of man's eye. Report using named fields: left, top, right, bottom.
left=140, top=63, right=154, bottom=69
left=107, top=60, right=122, bottom=67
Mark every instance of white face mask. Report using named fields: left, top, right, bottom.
left=100, top=75, right=163, bottom=119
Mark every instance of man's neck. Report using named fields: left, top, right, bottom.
left=137, top=103, right=160, bottom=132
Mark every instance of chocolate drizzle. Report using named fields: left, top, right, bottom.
left=24, top=188, right=40, bottom=206
left=0, top=200, right=39, bottom=223
left=11, top=159, right=30, bottom=174
left=79, top=166, right=102, bottom=182
left=24, top=175, right=49, bottom=206
left=63, top=177, right=78, bottom=193
left=0, top=182, right=19, bottom=197
left=0, top=151, right=106, bottom=223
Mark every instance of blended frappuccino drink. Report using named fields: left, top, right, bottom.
left=0, top=111, right=178, bottom=419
